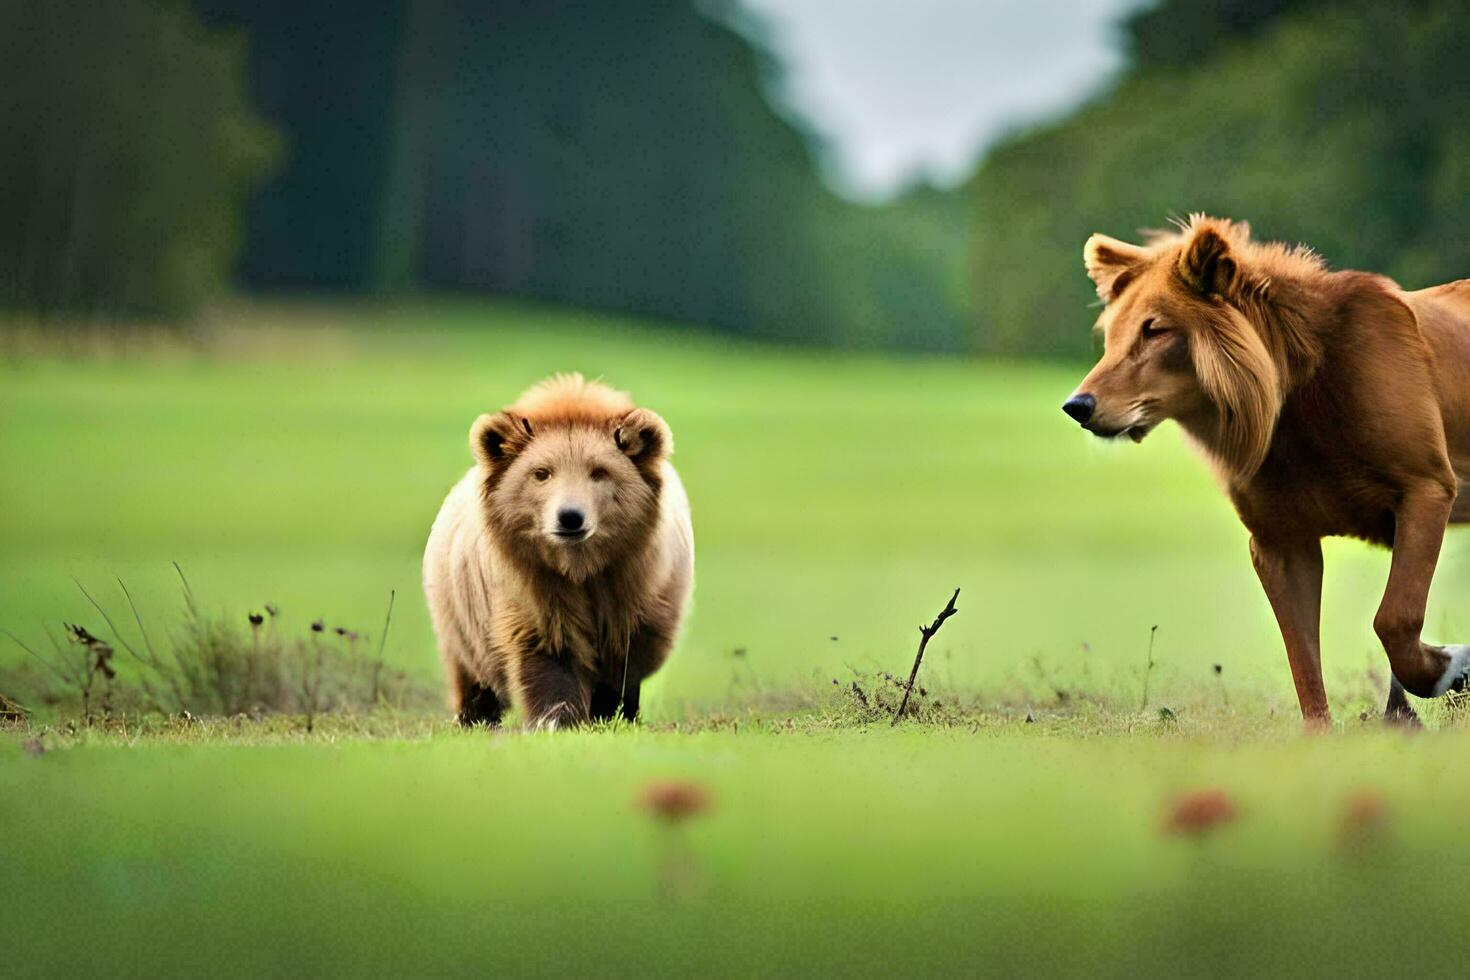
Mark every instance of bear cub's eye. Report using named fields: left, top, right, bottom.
left=532, top=467, right=552, bottom=482
left=588, top=466, right=609, bottom=482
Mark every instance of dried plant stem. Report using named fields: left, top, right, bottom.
left=118, top=577, right=187, bottom=711
left=173, top=561, right=196, bottom=615
left=1140, top=625, right=1159, bottom=711
left=73, top=577, right=142, bottom=661
left=117, top=578, right=157, bottom=661
left=4, top=628, right=75, bottom=686
left=891, top=588, right=960, bottom=726
left=372, top=590, right=395, bottom=704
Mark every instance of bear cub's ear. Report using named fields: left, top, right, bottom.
left=612, top=408, right=672, bottom=463
left=470, top=411, right=533, bottom=466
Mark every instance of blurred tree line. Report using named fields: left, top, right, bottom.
left=12, top=0, right=1464, bottom=356
left=969, top=0, right=1470, bottom=356
left=0, top=0, right=278, bottom=317
left=1, top=0, right=967, bottom=350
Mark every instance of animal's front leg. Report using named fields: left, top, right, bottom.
left=1250, top=537, right=1330, bottom=727
left=616, top=619, right=678, bottom=722
left=457, top=679, right=504, bottom=728
left=588, top=680, right=638, bottom=723
left=515, top=650, right=591, bottom=730
left=1374, top=482, right=1466, bottom=697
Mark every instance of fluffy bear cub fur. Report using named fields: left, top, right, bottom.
left=423, top=374, right=694, bottom=729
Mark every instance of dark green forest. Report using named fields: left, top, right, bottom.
left=0, top=0, right=278, bottom=317
left=4, top=0, right=1468, bottom=355
left=970, top=0, right=1470, bottom=356
left=203, top=0, right=967, bottom=350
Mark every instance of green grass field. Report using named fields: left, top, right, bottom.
left=4, top=301, right=1470, bottom=975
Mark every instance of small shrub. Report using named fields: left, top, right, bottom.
left=0, top=691, right=26, bottom=726
left=1, top=574, right=434, bottom=726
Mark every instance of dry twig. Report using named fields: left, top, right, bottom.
left=891, top=588, right=960, bottom=726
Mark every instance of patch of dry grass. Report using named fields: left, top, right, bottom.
left=0, top=571, right=436, bottom=730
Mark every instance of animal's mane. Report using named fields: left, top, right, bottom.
left=509, top=373, right=634, bottom=426
left=1133, top=215, right=1333, bottom=482
left=1145, top=213, right=1328, bottom=282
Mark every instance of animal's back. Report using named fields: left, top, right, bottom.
left=1406, top=281, right=1470, bottom=485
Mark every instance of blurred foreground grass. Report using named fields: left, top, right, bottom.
left=6, top=716, right=1470, bottom=975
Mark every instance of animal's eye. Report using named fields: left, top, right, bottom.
left=532, top=467, right=551, bottom=482
left=1140, top=318, right=1169, bottom=339
left=589, top=467, right=609, bottom=481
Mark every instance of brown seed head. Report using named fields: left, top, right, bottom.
left=64, top=623, right=101, bottom=647
left=637, top=780, right=713, bottom=824
left=1163, top=788, right=1237, bottom=836
left=1341, top=789, right=1388, bottom=839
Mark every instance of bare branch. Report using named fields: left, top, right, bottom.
left=891, top=588, right=960, bottom=726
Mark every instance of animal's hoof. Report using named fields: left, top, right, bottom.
left=1383, top=675, right=1423, bottom=728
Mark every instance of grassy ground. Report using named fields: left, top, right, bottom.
left=3, top=301, right=1470, bottom=975
left=8, top=717, right=1470, bottom=975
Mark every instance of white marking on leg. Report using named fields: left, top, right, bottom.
left=533, top=701, right=573, bottom=731
left=1432, top=646, right=1470, bottom=697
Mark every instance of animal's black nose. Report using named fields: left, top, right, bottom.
left=1062, top=394, right=1096, bottom=424
left=557, top=508, right=585, bottom=531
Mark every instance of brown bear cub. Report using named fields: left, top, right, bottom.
left=423, top=374, right=694, bottom=729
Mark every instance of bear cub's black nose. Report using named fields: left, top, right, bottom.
left=557, top=508, right=585, bottom=531
left=1062, top=394, right=1096, bottom=425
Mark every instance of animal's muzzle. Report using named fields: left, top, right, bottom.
left=1062, top=393, right=1096, bottom=425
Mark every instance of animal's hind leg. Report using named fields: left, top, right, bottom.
left=1382, top=676, right=1422, bottom=728
left=1250, top=537, right=1330, bottom=728
left=1374, top=482, right=1466, bottom=697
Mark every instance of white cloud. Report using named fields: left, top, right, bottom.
left=736, top=0, right=1146, bottom=199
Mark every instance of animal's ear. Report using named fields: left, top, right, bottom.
left=612, top=408, right=672, bottom=463
left=1083, top=233, right=1147, bottom=302
left=470, top=411, right=533, bottom=466
left=1177, top=225, right=1238, bottom=297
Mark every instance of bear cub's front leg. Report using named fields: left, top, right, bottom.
left=589, top=680, right=640, bottom=723
left=517, top=650, right=591, bottom=730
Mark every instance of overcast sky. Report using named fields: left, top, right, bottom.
left=736, top=0, right=1147, bottom=200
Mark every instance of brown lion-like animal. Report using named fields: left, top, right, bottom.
left=1064, top=215, right=1470, bottom=728
left=423, top=374, right=694, bottom=729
